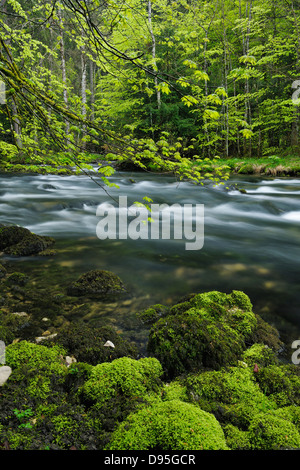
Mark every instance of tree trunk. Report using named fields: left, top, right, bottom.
left=148, top=0, right=161, bottom=109
left=58, top=6, right=69, bottom=135
left=81, top=47, right=87, bottom=148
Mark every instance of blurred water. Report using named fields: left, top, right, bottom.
left=0, top=169, right=300, bottom=347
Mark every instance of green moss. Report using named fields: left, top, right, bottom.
left=82, top=356, right=163, bottom=405
left=248, top=413, right=300, bottom=450
left=137, top=304, right=168, bottom=325
left=185, top=366, right=270, bottom=408
left=106, top=399, right=229, bottom=450
left=241, top=343, right=278, bottom=368
left=5, top=340, right=68, bottom=400
left=223, top=424, right=251, bottom=450
left=51, top=322, right=138, bottom=365
left=6, top=272, right=29, bottom=286
left=67, top=269, right=125, bottom=298
left=147, top=290, right=258, bottom=378
left=270, top=406, right=300, bottom=433
left=252, top=364, right=300, bottom=407
left=148, top=313, right=245, bottom=378
left=162, top=381, right=188, bottom=402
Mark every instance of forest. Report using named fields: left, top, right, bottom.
left=0, top=0, right=300, bottom=180
left=0, top=0, right=300, bottom=455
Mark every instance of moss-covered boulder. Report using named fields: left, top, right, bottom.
left=5, top=272, right=29, bottom=286
left=182, top=355, right=300, bottom=450
left=106, top=399, right=229, bottom=450
left=67, top=269, right=125, bottom=299
left=251, top=363, right=300, bottom=407
left=4, top=340, right=68, bottom=401
left=51, top=322, right=138, bottom=365
left=247, top=413, right=300, bottom=450
left=82, top=356, right=163, bottom=406
left=0, top=225, right=55, bottom=256
left=147, top=290, right=262, bottom=378
left=184, top=364, right=277, bottom=417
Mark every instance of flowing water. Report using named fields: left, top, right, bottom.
left=0, top=169, right=300, bottom=350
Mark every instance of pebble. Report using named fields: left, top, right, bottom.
left=12, top=312, right=28, bottom=317
left=0, top=366, right=12, bottom=386
left=35, top=333, right=57, bottom=343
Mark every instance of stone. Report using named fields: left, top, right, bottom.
left=67, top=269, right=125, bottom=299
left=0, top=225, right=55, bottom=256
left=35, top=333, right=57, bottom=343
left=0, top=366, right=12, bottom=386
left=104, top=340, right=115, bottom=348
left=65, top=355, right=77, bottom=367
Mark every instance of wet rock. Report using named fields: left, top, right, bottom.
left=0, top=225, right=55, bottom=256
left=6, top=272, right=29, bottom=286
left=67, top=269, right=126, bottom=299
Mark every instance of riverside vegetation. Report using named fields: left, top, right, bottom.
left=0, top=225, right=300, bottom=450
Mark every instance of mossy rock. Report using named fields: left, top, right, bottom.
left=184, top=366, right=274, bottom=413
left=241, top=343, right=279, bottom=368
left=238, top=163, right=255, bottom=174
left=106, top=399, right=229, bottom=450
left=67, top=269, right=125, bottom=299
left=251, top=364, right=300, bottom=407
left=248, top=413, right=300, bottom=450
left=147, top=290, right=258, bottom=378
left=82, top=356, right=163, bottom=406
left=4, top=340, right=68, bottom=401
left=5, top=272, right=29, bottom=286
left=0, top=225, right=55, bottom=256
left=51, top=322, right=138, bottom=365
left=137, top=304, right=168, bottom=325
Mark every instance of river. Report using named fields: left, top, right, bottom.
left=0, top=169, right=300, bottom=351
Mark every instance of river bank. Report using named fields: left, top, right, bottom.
left=1, top=151, right=300, bottom=178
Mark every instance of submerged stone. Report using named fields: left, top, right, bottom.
left=67, top=269, right=126, bottom=299
left=0, top=225, right=55, bottom=256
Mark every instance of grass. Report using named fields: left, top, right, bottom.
left=212, top=153, right=300, bottom=177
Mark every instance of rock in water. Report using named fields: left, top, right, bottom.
left=0, top=225, right=55, bottom=256
left=0, top=366, right=12, bottom=386
left=67, top=269, right=126, bottom=299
